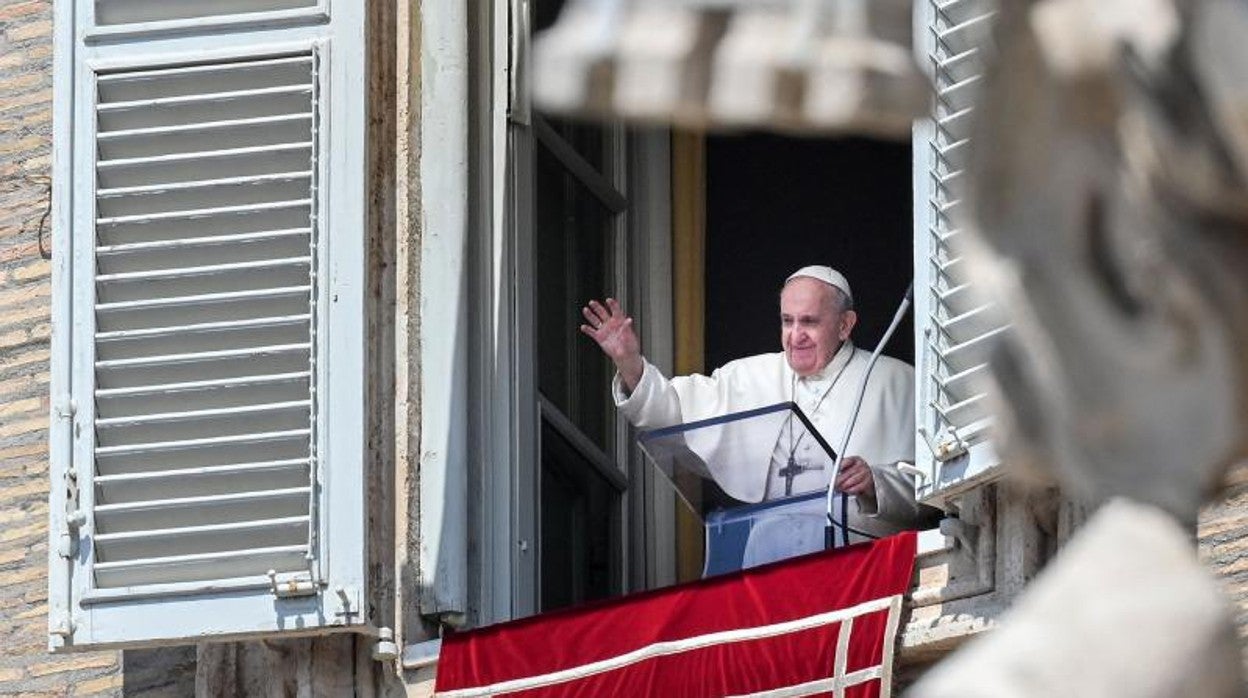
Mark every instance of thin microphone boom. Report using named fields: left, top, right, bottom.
left=825, top=281, right=914, bottom=548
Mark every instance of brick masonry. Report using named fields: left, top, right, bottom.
left=0, top=0, right=126, bottom=694
left=1199, top=462, right=1248, bottom=668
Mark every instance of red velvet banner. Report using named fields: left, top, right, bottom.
left=435, top=532, right=917, bottom=697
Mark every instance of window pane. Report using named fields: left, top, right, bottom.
left=540, top=419, right=619, bottom=611
left=535, top=137, right=616, bottom=452
left=544, top=116, right=607, bottom=177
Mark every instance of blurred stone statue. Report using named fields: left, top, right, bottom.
left=911, top=0, right=1248, bottom=694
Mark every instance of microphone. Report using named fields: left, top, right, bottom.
left=825, top=281, right=914, bottom=549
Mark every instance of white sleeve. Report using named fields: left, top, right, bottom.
left=612, top=359, right=683, bottom=428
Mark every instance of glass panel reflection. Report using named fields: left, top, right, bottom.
left=638, top=402, right=865, bottom=577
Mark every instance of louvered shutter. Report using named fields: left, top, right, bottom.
left=912, top=0, right=1006, bottom=504
left=48, top=1, right=366, bottom=649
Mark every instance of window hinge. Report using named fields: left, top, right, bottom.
left=267, top=570, right=317, bottom=598
left=56, top=533, right=75, bottom=559
left=67, top=510, right=87, bottom=529
left=54, top=398, right=76, bottom=421
left=50, top=617, right=74, bottom=638
left=57, top=509, right=87, bottom=559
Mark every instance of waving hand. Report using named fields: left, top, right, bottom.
left=580, top=298, right=644, bottom=391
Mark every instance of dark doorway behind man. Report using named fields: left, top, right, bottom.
left=705, top=134, right=913, bottom=370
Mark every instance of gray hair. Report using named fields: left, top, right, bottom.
left=831, top=286, right=854, bottom=313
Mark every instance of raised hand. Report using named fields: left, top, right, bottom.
left=579, top=298, right=644, bottom=391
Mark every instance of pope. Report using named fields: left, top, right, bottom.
left=582, top=265, right=938, bottom=567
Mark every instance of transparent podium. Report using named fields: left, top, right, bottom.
left=638, top=402, right=868, bottom=578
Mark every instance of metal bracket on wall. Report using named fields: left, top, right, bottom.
left=910, top=485, right=997, bottom=607
left=940, top=515, right=980, bottom=561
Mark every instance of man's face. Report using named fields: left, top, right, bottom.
left=780, top=278, right=856, bottom=377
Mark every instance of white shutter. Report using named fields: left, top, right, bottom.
left=49, top=1, right=366, bottom=650
left=912, top=0, right=1006, bottom=504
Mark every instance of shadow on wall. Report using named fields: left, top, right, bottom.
left=121, top=646, right=196, bottom=696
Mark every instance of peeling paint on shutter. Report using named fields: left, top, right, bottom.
left=913, top=0, right=1006, bottom=503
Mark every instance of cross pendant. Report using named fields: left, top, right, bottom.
left=778, top=454, right=823, bottom=497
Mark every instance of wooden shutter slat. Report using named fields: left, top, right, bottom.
left=97, top=227, right=310, bottom=256
left=95, top=416, right=312, bottom=451
left=98, top=171, right=312, bottom=199
left=94, top=434, right=312, bottom=478
left=97, top=202, right=310, bottom=244
left=96, top=355, right=310, bottom=392
left=95, top=521, right=309, bottom=569
left=96, top=399, right=311, bottom=430
left=96, top=332, right=312, bottom=363
left=95, top=285, right=310, bottom=313
left=96, top=314, right=310, bottom=342
left=101, top=246, right=312, bottom=279
left=932, top=303, right=999, bottom=342
left=98, top=84, right=312, bottom=112
left=98, top=272, right=311, bottom=304
left=96, top=55, right=312, bottom=85
left=96, top=256, right=312, bottom=284
left=95, top=486, right=310, bottom=519
left=95, top=342, right=310, bottom=369
left=95, top=428, right=312, bottom=458
left=98, top=141, right=312, bottom=170
left=94, top=0, right=318, bottom=28
left=98, top=144, right=313, bottom=188
left=94, top=515, right=309, bottom=542
left=93, top=545, right=310, bottom=588
left=97, top=460, right=310, bottom=497
left=96, top=319, right=311, bottom=365
left=96, top=198, right=312, bottom=227
left=97, top=115, right=313, bottom=160
left=97, top=173, right=312, bottom=217
left=95, top=370, right=310, bottom=398
left=103, top=390, right=307, bottom=428
left=97, top=112, right=311, bottom=139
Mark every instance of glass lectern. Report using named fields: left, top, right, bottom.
left=638, top=402, right=869, bottom=578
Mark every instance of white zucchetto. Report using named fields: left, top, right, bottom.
left=785, top=265, right=853, bottom=303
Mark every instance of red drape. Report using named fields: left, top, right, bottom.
left=436, top=532, right=916, bottom=697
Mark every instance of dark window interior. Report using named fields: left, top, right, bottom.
left=539, top=420, right=618, bottom=611
left=534, top=123, right=614, bottom=453
left=705, top=134, right=913, bottom=371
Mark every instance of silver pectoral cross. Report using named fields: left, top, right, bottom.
left=778, top=454, right=825, bottom=497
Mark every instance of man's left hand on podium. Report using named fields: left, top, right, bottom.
left=835, top=456, right=876, bottom=506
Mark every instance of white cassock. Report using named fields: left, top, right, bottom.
left=613, top=342, right=931, bottom=568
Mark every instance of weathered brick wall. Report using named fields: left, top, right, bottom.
left=0, top=0, right=124, bottom=694
left=0, top=2, right=397, bottom=695
left=1199, top=462, right=1248, bottom=668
